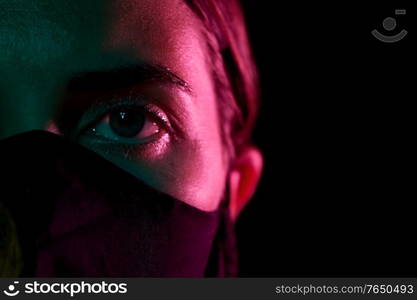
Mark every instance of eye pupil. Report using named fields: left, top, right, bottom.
left=109, top=108, right=145, bottom=137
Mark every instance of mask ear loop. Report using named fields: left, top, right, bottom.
left=204, top=178, right=238, bottom=277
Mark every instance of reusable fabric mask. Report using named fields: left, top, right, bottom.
left=0, top=131, right=237, bottom=277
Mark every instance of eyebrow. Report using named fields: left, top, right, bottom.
left=67, top=63, right=192, bottom=94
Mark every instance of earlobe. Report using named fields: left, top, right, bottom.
left=229, top=146, right=263, bottom=221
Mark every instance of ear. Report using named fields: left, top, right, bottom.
left=228, top=146, right=263, bottom=221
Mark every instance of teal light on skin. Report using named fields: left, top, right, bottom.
left=0, top=0, right=110, bottom=138
left=0, top=0, right=230, bottom=212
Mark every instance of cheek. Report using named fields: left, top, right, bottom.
left=152, top=135, right=228, bottom=212
left=167, top=62, right=229, bottom=211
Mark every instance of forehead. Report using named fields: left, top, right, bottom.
left=0, top=0, right=203, bottom=76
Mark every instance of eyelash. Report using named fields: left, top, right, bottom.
left=76, top=96, right=172, bottom=146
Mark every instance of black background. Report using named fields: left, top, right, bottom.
left=236, top=1, right=414, bottom=277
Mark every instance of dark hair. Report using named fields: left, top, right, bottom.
left=185, top=0, right=259, bottom=158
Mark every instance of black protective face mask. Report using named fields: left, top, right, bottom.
left=0, top=131, right=237, bottom=277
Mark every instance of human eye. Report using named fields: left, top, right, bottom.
left=73, top=96, right=173, bottom=156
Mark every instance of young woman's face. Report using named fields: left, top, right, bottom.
left=0, top=0, right=228, bottom=211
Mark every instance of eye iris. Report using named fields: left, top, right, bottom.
left=109, top=109, right=145, bottom=138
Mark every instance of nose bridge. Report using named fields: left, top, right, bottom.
left=0, top=81, right=59, bottom=139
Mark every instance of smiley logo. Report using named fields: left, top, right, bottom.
left=372, top=9, right=407, bottom=43
left=3, top=281, right=20, bottom=297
